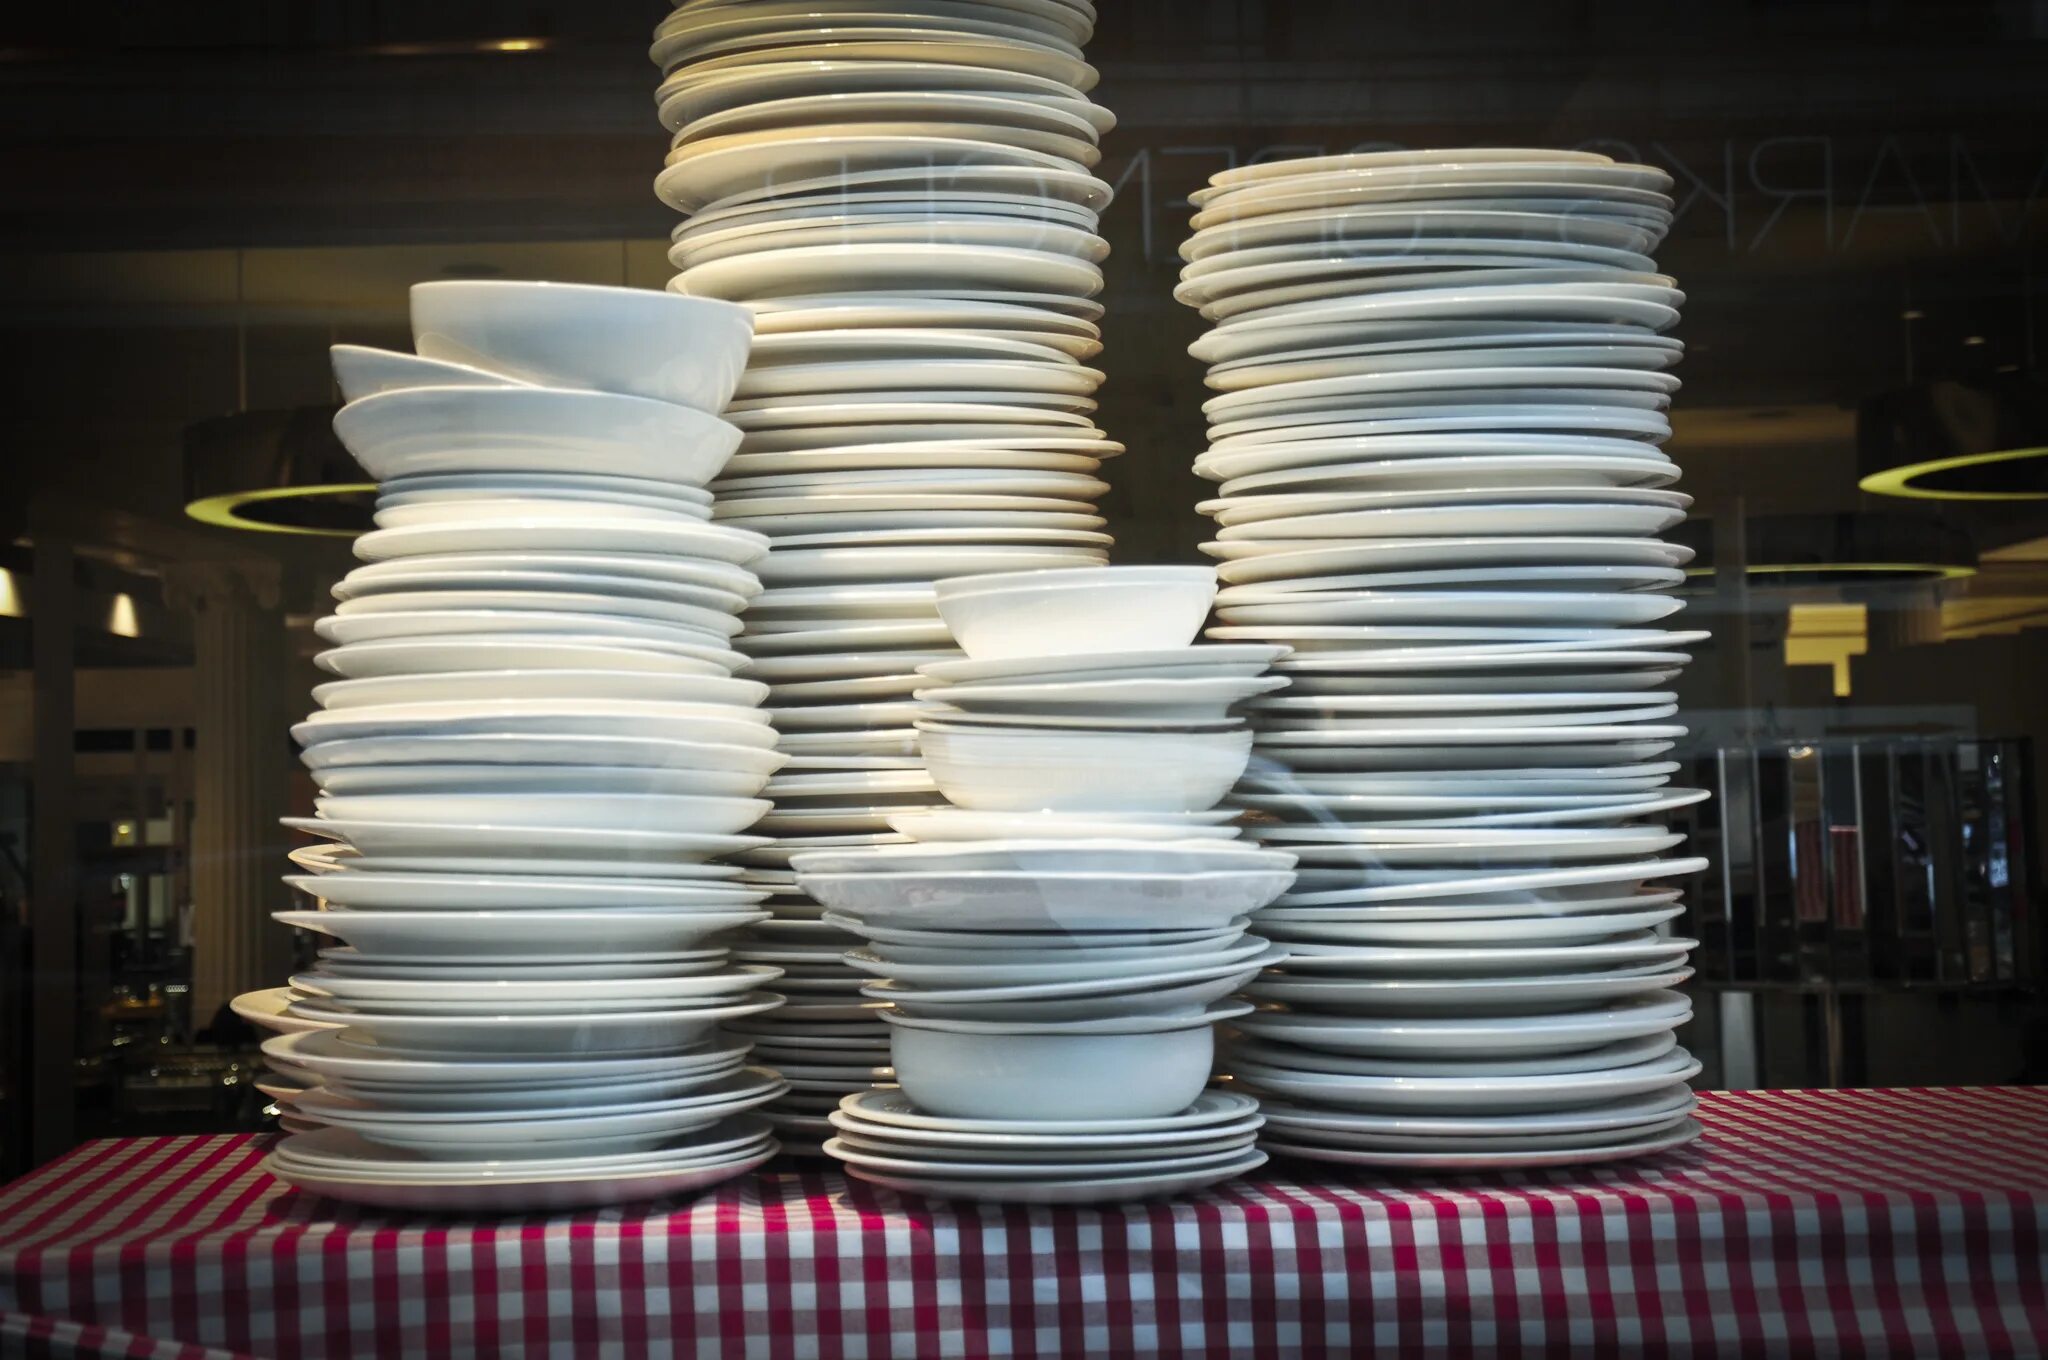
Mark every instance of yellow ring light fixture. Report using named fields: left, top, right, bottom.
left=183, top=408, right=373, bottom=537
left=1859, top=376, right=2048, bottom=501
left=1671, top=513, right=1978, bottom=588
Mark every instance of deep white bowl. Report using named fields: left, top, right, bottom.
left=883, top=1008, right=1234, bottom=1121
left=411, top=281, right=754, bottom=413
left=917, top=723, right=1253, bottom=813
left=934, top=566, right=1217, bottom=660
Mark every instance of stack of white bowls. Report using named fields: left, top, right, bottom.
left=1173, top=150, right=1714, bottom=1170
left=789, top=566, right=1294, bottom=1203
left=646, top=0, right=1121, bottom=1148
left=240, top=281, right=793, bottom=1212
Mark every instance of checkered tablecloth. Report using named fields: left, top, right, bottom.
left=0, top=1087, right=2042, bottom=1358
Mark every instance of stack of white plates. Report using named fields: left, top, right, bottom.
left=647, top=0, right=1121, bottom=1147
left=242, top=281, right=791, bottom=1210
left=792, top=566, right=1293, bottom=1202
left=1173, top=150, right=1709, bottom=1169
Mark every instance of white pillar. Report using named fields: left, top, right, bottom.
left=165, top=561, right=291, bottom=1029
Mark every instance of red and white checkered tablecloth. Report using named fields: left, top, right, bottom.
left=0, top=1087, right=2042, bottom=1359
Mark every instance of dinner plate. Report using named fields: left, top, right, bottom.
left=312, top=670, right=764, bottom=712
left=1266, top=932, right=1695, bottom=976
left=919, top=644, right=1287, bottom=686
left=1262, top=1119, right=1699, bottom=1170
left=330, top=590, right=744, bottom=638
left=1212, top=536, right=1690, bottom=583
left=314, top=637, right=746, bottom=679
left=844, top=935, right=1269, bottom=987
left=734, top=357, right=1103, bottom=400
left=1206, top=501, right=1687, bottom=542
left=294, top=703, right=775, bottom=751
left=265, top=1030, right=751, bottom=1087
left=1245, top=966, right=1694, bottom=1013
left=862, top=949, right=1278, bottom=1020
left=1181, top=209, right=1663, bottom=270
left=1219, top=562, right=1683, bottom=594
left=1229, top=1029, right=1678, bottom=1079
left=290, top=996, right=787, bottom=1057
left=293, top=965, right=780, bottom=1010
left=757, top=545, right=1105, bottom=585
left=291, top=1071, right=787, bottom=1155
left=264, top=1144, right=778, bottom=1212
left=1254, top=1083, right=1698, bottom=1140
left=311, top=762, right=771, bottom=800
left=1273, top=854, right=1706, bottom=905
left=313, top=609, right=745, bottom=649
left=842, top=1150, right=1267, bottom=1204
left=679, top=243, right=1103, bottom=302
left=797, top=869, right=1293, bottom=932
left=657, top=134, right=1095, bottom=212
left=353, top=517, right=769, bottom=566
left=797, top=840, right=1291, bottom=875
left=1233, top=990, right=1692, bottom=1056
left=296, top=730, right=782, bottom=776
left=656, top=58, right=1110, bottom=134
left=1194, top=430, right=1668, bottom=482
left=341, top=549, right=761, bottom=597
left=825, top=1137, right=1259, bottom=1180
left=725, top=442, right=1115, bottom=477
left=1228, top=1044, right=1695, bottom=1114
left=1215, top=590, right=1682, bottom=626
left=839, top=1089, right=1259, bottom=1142
left=274, top=909, right=770, bottom=956
left=884, top=809, right=1239, bottom=842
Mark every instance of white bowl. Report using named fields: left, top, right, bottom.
left=411, top=281, right=753, bottom=412
left=934, top=566, right=1217, bottom=660
left=329, top=344, right=524, bottom=403
left=883, top=1009, right=1230, bottom=1121
left=332, top=385, right=742, bottom=487
left=916, top=723, right=1252, bottom=813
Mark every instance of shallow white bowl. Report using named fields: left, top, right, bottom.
left=329, top=344, right=523, bottom=403
left=884, top=1008, right=1231, bottom=1121
left=917, top=723, right=1252, bottom=813
left=332, top=384, right=742, bottom=487
left=933, top=565, right=1217, bottom=660
left=411, top=280, right=754, bottom=413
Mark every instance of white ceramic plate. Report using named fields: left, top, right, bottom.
left=315, top=637, right=745, bottom=679
left=886, top=809, right=1239, bottom=842
left=1262, top=1119, right=1699, bottom=1169
left=1246, top=966, right=1694, bottom=1013
left=353, top=517, right=768, bottom=566
left=311, top=762, right=771, bottom=800
left=757, top=545, right=1105, bottom=585
left=274, top=909, right=768, bottom=955
left=797, top=870, right=1293, bottom=931
left=1269, top=932, right=1694, bottom=976
left=286, top=998, right=786, bottom=1057
left=840, top=1150, right=1267, bottom=1204
left=1234, top=989, right=1691, bottom=1056
left=313, top=610, right=742, bottom=650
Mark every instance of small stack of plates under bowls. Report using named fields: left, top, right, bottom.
left=244, top=281, right=792, bottom=1211
left=792, top=565, right=1296, bottom=1203
left=1172, top=150, right=1712, bottom=1170
left=646, top=0, right=1122, bottom=1147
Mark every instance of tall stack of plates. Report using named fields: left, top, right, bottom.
left=243, top=281, right=792, bottom=1211
left=648, top=0, right=1120, bottom=1148
left=792, top=567, right=1292, bottom=1203
left=1172, top=150, right=1714, bottom=1170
